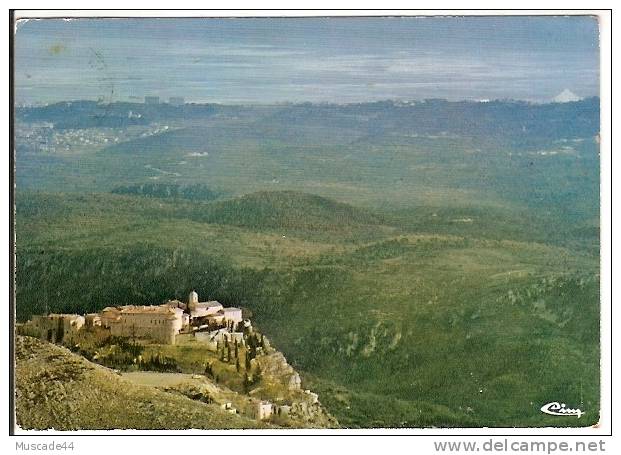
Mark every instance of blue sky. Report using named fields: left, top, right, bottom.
left=14, top=16, right=599, bottom=105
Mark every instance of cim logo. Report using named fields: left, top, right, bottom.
left=540, top=402, right=584, bottom=418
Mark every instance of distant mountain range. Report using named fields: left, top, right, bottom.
left=15, top=97, right=599, bottom=144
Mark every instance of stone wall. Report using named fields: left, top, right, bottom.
left=22, top=314, right=85, bottom=343
left=109, top=311, right=179, bottom=344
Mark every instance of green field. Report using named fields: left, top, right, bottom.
left=14, top=99, right=600, bottom=428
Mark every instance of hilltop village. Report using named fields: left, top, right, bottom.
left=22, top=291, right=242, bottom=346
left=18, top=291, right=334, bottom=427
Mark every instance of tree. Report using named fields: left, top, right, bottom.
left=243, top=373, right=250, bottom=393
left=56, top=317, right=65, bottom=343
left=245, top=351, right=251, bottom=370
left=253, top=365, right=262, bottom=385
left=129, top=323, right=140, bottom=357
left=235, top=357, right=240, bottom=372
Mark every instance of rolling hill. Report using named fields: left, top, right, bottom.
left=15, top=335, right=267, bottom=430
left=14, top=189, right=599, bottom=428
left=14, top=99, right=600, bottom=428
left=187, top=191, right=384, bottom=230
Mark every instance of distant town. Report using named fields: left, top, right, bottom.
left=145, top=96, right=185, bottom=106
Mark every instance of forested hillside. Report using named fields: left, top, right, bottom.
left=15, top=99, right=600, bottom=427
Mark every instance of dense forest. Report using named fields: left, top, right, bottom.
left=15, top=99, right=600, bottom=427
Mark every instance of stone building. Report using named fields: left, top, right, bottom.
left=256, top=401, right=273, bottom=420
left=190, top=301, right=224, bottom=319
left=205, top=313, right=225, bottom=326
left=22, top=288, right=246, bottom=347
left=85, top=313, right=101, bottom=328
left=162, top=299, right=187, bottom=311
left=187, top=291, right=242, bottom=329
left=27, top=314, right=85, bottom=343
left=181, top=313, right=190, bottom=330
left=100, top=305, right=184, bottom=345
left=223, top=307, right=243, bottom=324
left=187, top=291, right=224, bottom=319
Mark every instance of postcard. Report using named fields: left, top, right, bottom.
left=9, top=10, right=610, bottom=443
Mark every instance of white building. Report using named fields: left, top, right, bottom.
left=187, top=291, right=224, bottom=318
left=190, top=301, right=224, bottom=319
left=256, top=401, right=273, bottom=420
left=187, top=291, right=242, bottom=327
left=223, top=307, right=243, bottom=323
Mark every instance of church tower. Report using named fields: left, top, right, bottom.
left=188, top=290, right=199, bottom=310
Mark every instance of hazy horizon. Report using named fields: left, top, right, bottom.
left=14, top=95, right=601, bottom=108
left=15, top=16, right=599, bottom=105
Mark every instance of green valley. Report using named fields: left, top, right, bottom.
left=14, top=99, right=600, bottom=428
